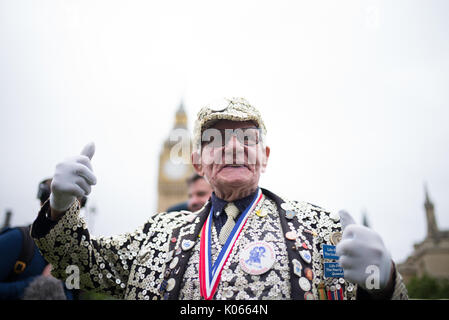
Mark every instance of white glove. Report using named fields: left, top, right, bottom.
left=336, top=210, right=393, bottom=291
left=49, top=142, right=97, bottom=212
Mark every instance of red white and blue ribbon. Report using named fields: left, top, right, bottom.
left=199, top=188, right=263, bottom=300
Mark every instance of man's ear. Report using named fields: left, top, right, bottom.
left=191, top=151, right=203, bottom=175
left=261, top=146, right=270, bottom=173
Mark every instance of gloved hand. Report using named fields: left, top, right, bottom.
left=49, top=142, right=97, bottom=212
left=336, top=210, right=393, bottom=291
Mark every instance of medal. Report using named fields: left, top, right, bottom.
left=239, top=241, right=275, bottom=275
left=199, top=189, right=263, bottom=300
left=318, top=282, right=327, bottom=300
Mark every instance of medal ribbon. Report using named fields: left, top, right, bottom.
left=199, top=188, right=263, bottom=300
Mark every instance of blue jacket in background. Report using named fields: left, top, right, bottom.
left=0, top=227, right=73, bottom=300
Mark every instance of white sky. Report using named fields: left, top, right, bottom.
left=0, top=0, right=448, bottom=264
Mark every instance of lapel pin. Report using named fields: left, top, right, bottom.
left=181, top=239, right=195, bottom=251
left=299, top=250, right=312, bottom=264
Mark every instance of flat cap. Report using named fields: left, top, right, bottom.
left=193, top=97, right=266, bottom=151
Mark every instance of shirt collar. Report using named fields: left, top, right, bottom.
left=210, top=188, right=259, bottom=216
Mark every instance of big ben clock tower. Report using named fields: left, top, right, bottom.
left=157, top=102, right=194, bottom=212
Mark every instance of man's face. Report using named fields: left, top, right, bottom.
left=192, top=120, right=270, bottom=196
left=187, top=178, right=213, bottom=212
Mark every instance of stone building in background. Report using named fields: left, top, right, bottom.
left=398, top=185, right=449, bottom=284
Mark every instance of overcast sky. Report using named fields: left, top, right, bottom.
left=1, top=0, right=448, bottom=264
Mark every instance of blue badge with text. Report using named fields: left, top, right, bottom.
left=324, top=262, right=344, bottom=278
left=322, top=244, right=339, bottom=260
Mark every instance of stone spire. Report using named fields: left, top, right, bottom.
left=362, top=208, right=370, bottom=228
left=174, top=100, right=187, bottom=129
left=424, top=183, right=439, bottom=239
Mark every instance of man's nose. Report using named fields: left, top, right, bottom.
left=223, top=135, right=244, bottom=164
left=190, top=196, right=202, bottom=209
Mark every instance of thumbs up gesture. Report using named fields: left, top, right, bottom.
left=336, top=210, right=394, bottom=292
left=49, top=143, right=97, bottom=212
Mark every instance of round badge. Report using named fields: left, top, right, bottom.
left=285, top=211, right=296, bottom=219
left=304, top=268, right=313, bottom=281
left=330, top=232, right=342, bottom=245
left=304, top=292, right=315, bottom=300
left=239, top=241, right=276, bottom=275
left=299, top=277, right=311, bottom=292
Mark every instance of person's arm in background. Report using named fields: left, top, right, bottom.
left=0, top=229, right=37, bottom=299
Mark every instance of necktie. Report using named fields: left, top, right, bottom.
left=218, top=202, right=240, bottom=245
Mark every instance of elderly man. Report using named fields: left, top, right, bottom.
left=31, top=97, right=408, bottom=300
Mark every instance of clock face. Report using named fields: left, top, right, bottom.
left=163, top=159, right=188, bottom=180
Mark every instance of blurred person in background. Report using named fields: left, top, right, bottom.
left=166, top=173, right=212, bottom=213
left=186, top=173, right=212, bottom=212
left=0, top=178, right=77, bottom=300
